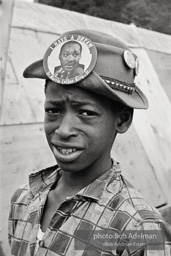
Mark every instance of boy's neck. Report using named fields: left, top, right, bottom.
left=57, top=157, right=113, bottom=195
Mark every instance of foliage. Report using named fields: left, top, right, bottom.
left=37, top=0, right=171, bottom=35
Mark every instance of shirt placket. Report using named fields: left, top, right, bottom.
left=35, top=196, right=86, bottom=255
left=28, top=188, right=50, bottom=256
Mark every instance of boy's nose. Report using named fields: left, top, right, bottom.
left=55, top=113, right=78, bottom=139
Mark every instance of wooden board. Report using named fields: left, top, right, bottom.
left=132, top=48, right=171, bottom=205
left=0, top=123, right=56, bottom=255
left=146, top=50, right=171, bottom=102
left=112, top=125, right=166, bottom=207
left=0, top=0, right=14, bottom=117
left=1, top=29, right=58, bottom=125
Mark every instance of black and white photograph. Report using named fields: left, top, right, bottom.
left=0, top=0, right=171, bottom=255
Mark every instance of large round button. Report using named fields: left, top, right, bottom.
left=123, top=50, right=136, bottom=69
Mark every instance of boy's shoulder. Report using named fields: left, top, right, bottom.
left=11, top=165, right=58, bottom=205
left=11, top=183, right=29, bottom=205
left=103, top=172, right=164, bottom=225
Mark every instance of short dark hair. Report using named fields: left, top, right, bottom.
left=110, top=100, right=134, bottom=116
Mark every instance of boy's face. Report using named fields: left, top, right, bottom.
left=44, top=80, right=120, bottom=173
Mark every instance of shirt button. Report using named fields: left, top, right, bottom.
left=39, top=240, right=44, bottom=247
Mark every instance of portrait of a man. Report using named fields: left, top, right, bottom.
left=54, top=41, right=84, bottom=79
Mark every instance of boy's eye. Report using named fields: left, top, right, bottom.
left=79, top=110, right=97, bottom=117
left=45, top=108, right=61, bottom=115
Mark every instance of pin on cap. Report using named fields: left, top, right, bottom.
left=43, top=33, right=97, bottom=85
left=123, top=50, right=136, bottom=69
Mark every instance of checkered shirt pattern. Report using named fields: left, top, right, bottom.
left=8, top=162, right=171, bottom=256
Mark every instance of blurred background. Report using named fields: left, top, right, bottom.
left=1, top=0, right=171, bottom=255
left=37, top=0, right=171, bottom=35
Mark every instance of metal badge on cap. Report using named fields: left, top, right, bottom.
left=123, top=50, right=136, bottom=69
left=43, top=34, right=97, bottom=84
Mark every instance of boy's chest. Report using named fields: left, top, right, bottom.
left=40, top=189, right=67, bottom=232
left=12, top=188, right=133, bottom=255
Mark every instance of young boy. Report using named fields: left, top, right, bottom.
left=8, top=29, right=171, bottom=256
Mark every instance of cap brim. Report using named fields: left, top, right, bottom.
left=23, top=59, right=148, bottom=109
left=23, top=59, right=47, bottom=79
left=87, top=72, right=149, bottom=109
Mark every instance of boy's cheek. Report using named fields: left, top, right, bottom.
left=44, top=120, right=58, bottom=133
left=44, top=126, right=54, bottom=141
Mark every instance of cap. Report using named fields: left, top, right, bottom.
left=23, top=29, right=148, bottom=109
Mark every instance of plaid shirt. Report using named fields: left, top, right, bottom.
left=8, top=162, right=171, bottom=256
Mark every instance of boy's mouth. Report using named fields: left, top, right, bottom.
left=52, top=144, right=84, bottom=163
left=58, top=147, right=77, bottom=155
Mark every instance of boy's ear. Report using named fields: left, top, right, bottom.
left=116, top=107, right=133, bottom=134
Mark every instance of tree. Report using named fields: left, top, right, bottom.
left=37, top=0, right=171, bottom=35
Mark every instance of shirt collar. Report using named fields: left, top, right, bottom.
left=28, top=161, right=121, bottom=201
left=29, top=165, right=59, bottom=197
left=76, top=161, right=121, bottom=201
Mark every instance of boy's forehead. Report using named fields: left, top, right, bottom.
left=45, top=81, right=109, bottom=105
